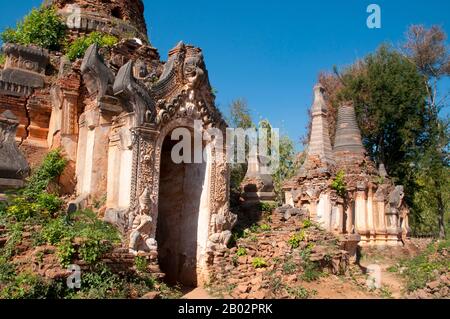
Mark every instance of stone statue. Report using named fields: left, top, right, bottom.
left=129, top=187, right=157, bottom=254
left=207, top=209, right=237, bottom=251
left=386, top=186, right=404, bottom=229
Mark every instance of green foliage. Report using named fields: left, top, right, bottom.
left=0, top=54, right=5, bottom=66
left=330, top=43, right=450, bottom=236
left=286, top=286, right=315, bottom=299
left=302, top=219, right=313, bottom=229
left=301, top=262, right=322, bottom=282
left=331, top=170, right=347, bottom=198
left=134, top=256, right=149, bottom=273
left=41, top=218, right=69, bottom=245
left=260, top=224, right=271, bottom=232
left=251, top=257, right=268, bottom=268
left=288, top=231, right=305, bottom=249
left=236, top=247, right=247, bottom=257
left=399, top=240, right=449, bottom=292
left=56, top=238, right=75, bottom=268
left=66, top=32, right=118, bottom=61
left=6, top=198, right=40, bottom=222
left=1, top=6, right=66, bottom=51
left=272, top=135, right=298, bottom=203
left=0, top=257, right=16, bottom=282
left=0, top=272, right=54, bottom=299
left=1, top=223, right=23, bottom=259
left=258, top=202, right=277, bottom=213
left=282, top=259, right=297, bottom=275
left=79, top=239, right=111, bottom=265
left=24, top=149, right=67, bottom=199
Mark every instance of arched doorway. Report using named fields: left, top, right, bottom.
left=156, top=128, right=209, bottom=287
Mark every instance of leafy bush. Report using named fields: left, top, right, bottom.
left=41, top=218, right=69, bottom=245
left=302, top=219, right=312, bottom=229
left=301, top=261, right=322, bottom=282
left=286, top=286, right=315, bottom=299
left=56, top=238, right=75, bottom=267
left=251, top=257, right=268, bottom=268
left=288, top=231, right=305, bottom=249
left=66, top=32, right=118, bottom=61
left=258, top=202, right=277, bottom=213
left=236, top=247, right=247, bottom=257
left=24, top=149, right=67, bottom=199
left=1, top=7, right=66, bottom=51
left=0, top=54, right=5, bottom=66
left=260, top=224, right=271, bottom=232
left=134, top=256, right=148, bottom=273
left=399, top=240, right=449, bottom=292
left=79, top=239, right=111, bottom=265
left=6, top=197, right=40, bottom=222
left=0, top=272, right=54, bottom=299
left=331, top=170, right=347, bottom=198
left=282, top=259, right=297, bottom=275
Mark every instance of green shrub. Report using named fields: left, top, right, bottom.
left=288, top=231, right=305, bottom=249
left=0, top=271, right=54, bottom=299
left=41, top=218, right=69, bottom=245
left=79, top=239, right=111, bottom=265
left=286, top=286, right=316, bottom=299
left=251, top=257, right=268, bottom=268
left=260, top=224, right=271, bottom=232
left=236, top=247, right=247, bottom=257
left=1, top=7, right=66, bottom=51
left=249, top=224, right=260, bottom=233
left=0, top=258, right=15, bottom=282
left=36, top=193, right=64, bottom=216
left=66, top=32, right=118, bottom=61
left=302, top=219, right=312, bottom=228
left=134, top=256, right=148, bottom=273
left=400, top=240, right=449, bottom=292
left=301, top=261, right=322, bottom=282
left=282, top=259, right=297, bottom=275
left=6, top=197, right=40, bottom=222
left=331, top=170, right=347, bottom=198
left=258, top=202, right=276, bottom=213
left=24, top=149, right=67, bottom=199
left=56, top=238, right=75, bottom=268
left=1, top=223, right=24, bottom=259
left=0, top=54, right=5, bottom=66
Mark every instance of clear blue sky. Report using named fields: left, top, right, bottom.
left=1, top=0, right=449, bottom=150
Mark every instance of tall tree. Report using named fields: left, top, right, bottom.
left=228, top=99, right=254, bottom=205
left=403, top=25, right=450, bottom=238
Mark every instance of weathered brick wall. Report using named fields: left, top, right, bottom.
left=50, top=0, right=147, bottom=37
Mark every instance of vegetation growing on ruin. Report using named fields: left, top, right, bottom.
left=397, top=239, right=449, bottom=292
left=0, top=54, right=5, bottom=66
left=320, top=26, right=449, bottom=238
left=1, top=6, right=66, bottom=51
left=0, top=150, right=180, bottom=299
left=331, top=170, right=347, bottom=198
left=66, top=32, right=118, bottom=61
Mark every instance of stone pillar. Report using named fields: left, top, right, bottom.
left=333, top=201, right=345, bottom=234
left=366, top=186, right=375, bottom=245
left=345, top=201, right=355, bottom=234
left=317, top=192, right=332, bottom=231
left=355, top=182, right=368, bottom=244
left=374, top=188, right=387, bottom=246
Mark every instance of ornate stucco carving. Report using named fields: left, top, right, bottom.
left=113, top=61, right=155, bottom=126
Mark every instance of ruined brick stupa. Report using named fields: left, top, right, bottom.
left=0, top=0, right=236, bottom=286
left=283, top=85, right=410, bottom=246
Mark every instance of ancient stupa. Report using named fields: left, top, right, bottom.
left=284, top=85, right=410, bottom=247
